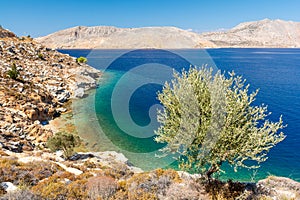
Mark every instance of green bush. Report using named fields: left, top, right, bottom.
left=76, top=56, right=88, bottom=63
left=38, top=53, right=44, bottom=60
left=7, top=63, right=19, bottom=80
left=46, top=132, right=81, bottom=159
left=155, top=66, right=286, bottom=179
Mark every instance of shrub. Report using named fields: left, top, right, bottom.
left=0, top=189, right=42, bottom=200
left=0, top=158, right=59, bottom=186
left=46, top=132, right=81, bottom=159
left=104, top=162, right=132, bottom=179
left=204, top=179, right=246, bottom=200
left=127, top=189, right=158, bottom=200
left=31, top=172, right=73, bottom=199
left=76, top=56, right=88, bottom=63
left=124, top=170, right=173, bottom=199
left=155, top=66, right=286, bottom=179
left=166, top=182, right=203, bottom=200
left=38, top=53, right=44, bottom=60
left=33, top=180, right=67, bottom=200
left=7, top=63, right=19, bottom=80
left=65, top=179, right=88, bottom=200
left=86, top=175, right=117, bottom=200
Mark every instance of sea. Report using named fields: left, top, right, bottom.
left=58, top=48, right=300, bottom=182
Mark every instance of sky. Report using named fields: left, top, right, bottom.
left=1, top=0, right=300, bottom=37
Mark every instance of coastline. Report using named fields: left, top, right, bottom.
left=1, top=30, right=299, bottom=199
left=55, top=48, right=300, bottom=182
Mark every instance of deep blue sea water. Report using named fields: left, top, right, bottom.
left=59, top=48, right=300, bottom=182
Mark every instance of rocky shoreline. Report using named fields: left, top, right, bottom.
left=0, top=31, right=101, bottom=153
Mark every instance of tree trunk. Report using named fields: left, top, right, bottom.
left=206, top=162, right=222, bottom=180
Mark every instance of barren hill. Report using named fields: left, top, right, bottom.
left=35, top=19, right=300, bottom=48
left=201, top=19, right=300, bottom=47
left=0, top=30, right=100, bottom=152
left=35, top=26, right=216, bottom=49
left=0, top=26, right=16, bottom=38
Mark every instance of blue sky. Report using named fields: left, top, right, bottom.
left=1, top=0, right=300, bottom=37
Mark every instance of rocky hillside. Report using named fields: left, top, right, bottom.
left=0, top=29, right=101, bottom=153
left=1, top=27, right=300, bottom=200
left=35, top=26, right=216, bottom=49
left=201, top=18, right=300, bottom=47
left=36, top=19, right=300, bottom=48
left=0, top=148, right=299, bottom=200
left=0, top=26, right=16, bottom=38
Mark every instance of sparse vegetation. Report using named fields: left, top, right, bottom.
left=155, top=66, right=286, bottom=179
left=46, top=132, right=81, bottom=159
left=87, top=175, right=117, bottom=200
left=7, top=63, right=19, bottom=80
left=37, top=53, right=44, bottom=60
left=76, top=56, right=88, bottom=63
left=0, top=189, right=41, bottom=200
left=0, top=156, right=297, bottom=199
left=0, top=158, right=59, bottom=186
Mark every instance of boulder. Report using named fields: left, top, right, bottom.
left=0, top=182, right=17, bottom=192
left=74, top=88, right=85, bottom=98
left=57, top=91, right=70, bottom=103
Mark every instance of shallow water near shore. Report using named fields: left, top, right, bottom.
left=59, top=48, right=300, bottom=182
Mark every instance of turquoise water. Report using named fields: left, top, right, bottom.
left=59, top=49, right=300, bottom=182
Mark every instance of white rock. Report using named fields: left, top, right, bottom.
left=56, top=107, right=67, bottom=113
left=54, top=162, right=83, bottom=176
left=0, top=182, right=18, bottom=192
left=74, top=88, right=85, bottom=98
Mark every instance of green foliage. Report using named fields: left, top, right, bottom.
left=76, top=56, right=88, bottom=63
left=38, top=53, right=44, bottom=60
left=7, top=63, right=19, bottom=80
left=46, top=132, right=81, bottom=159
left=155, top=66, right=286, bottom=179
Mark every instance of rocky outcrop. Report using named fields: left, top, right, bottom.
left=0, top=33, right=101, bottom=153
left=0, top=27, right=16, bottom=38
left=202, top=18, right=300, bottom=47
left=35, top=26, right=216, bottom=49
left=257, top=176, right=300, bottom=199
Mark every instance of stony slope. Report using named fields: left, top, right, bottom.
left=35, top=26, right=216, bottom=49
left=0, top=29, right=101, bottom=153
left=0, top=26, right=16, bottom=38
left=201, top=18, right=300, bottom=47
left=0, top=148, right=299, bottom=199
left=35, top=19, right=300, bottom=48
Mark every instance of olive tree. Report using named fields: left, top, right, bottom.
left=155, top=67, right=286, bottom=179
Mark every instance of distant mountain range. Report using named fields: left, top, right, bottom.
left=35, top=26, right=215, bottom=49
left=35, top=19, right=300, bottom=48
left=201, top=19, right=300, bottom=48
